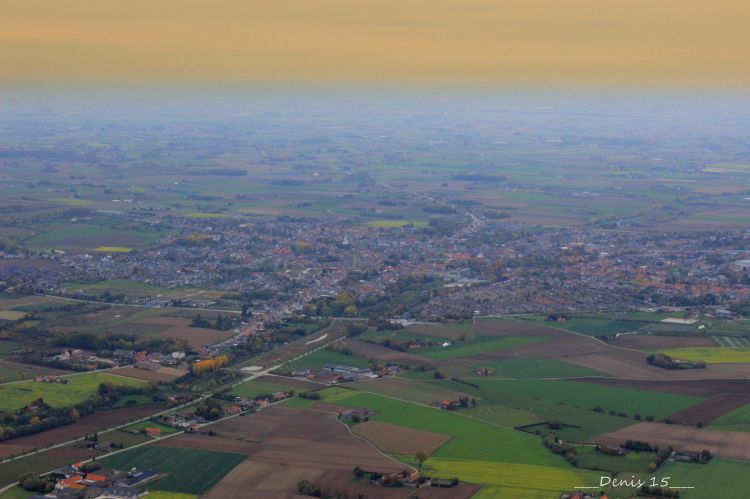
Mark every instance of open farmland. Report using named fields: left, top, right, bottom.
left=656, top=347, right=750, bottom=363
left=666, top=394, right=750, bottom=425
left=471, top=357, right=608, bottom=379
left=591, top=422, right=750, bottom=460
left=0, top=372, right=145, bottom=411
left=197, top=405, right=409, bottom=498
left=101, top=446, right=246, bottom=494
left=424, top=378, right=703, bottom=440
left=349, top=376, right=472, bottom=405
left=352, top=421, right=451, bottom=455
left=709, top=403, right=750, bottom=431
left=424, top=458, right=601, bottom=497
left=659, top=458, right=750, bottom=499
left=416, top=335, right=543, bottom=360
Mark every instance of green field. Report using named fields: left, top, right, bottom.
left=145, top=492, right=198, bottom=499
left=229, top=379, right=292, bottom=399
left=709, top=403, right=750, bottom=431
left=659, top=458, right=750, bottom=499
left=656, top=347, right=750, bottom=363
left=279, top=348, right=371, bottom=372
left=329, top=391, right=566, bottom=466
left=101, top=446, right=246, bottom=494
left=547, top=317, right=650, bottom=336
left=472, top=358, right=608, bottom=379
left=0, top=372, right=145, bottom=411
left=425, top=379, right=703, bottom=441
left=365, top=219, right=428, bottom=228
left=416, top=335, right=542, bottom=360
left=575, top=446, right=655, bottom=473
left=425, top=457, right=601, bottom=497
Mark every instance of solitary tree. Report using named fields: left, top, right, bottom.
left=415, top=450, right=429, bottom=472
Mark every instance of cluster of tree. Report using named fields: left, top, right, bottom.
left=49, top=331, right=187, bottom=354
left=647, top=353, right=706, bottom=370
left=365, top=336, right=438, bottom=352
left=648, top=448, right=674, bottom=473
left=194, top=398, right=223, bottom=421
left=622, top=440, right=658, bottom=452
left=542, top=433, right=578, bottom=466
left=298, top=391, right=321, bottom=400
left=304, top=291, right=358, bottom=317
left=0, top=382, right=154, bottom=442
left=17, top=472, right=55, bottom=494
left=191, top=354, right=231, bottom=376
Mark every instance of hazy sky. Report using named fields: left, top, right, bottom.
left=2, top=0, right=749, bottom=86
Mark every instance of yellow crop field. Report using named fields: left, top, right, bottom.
left=94, top=246, right=132, bottom=252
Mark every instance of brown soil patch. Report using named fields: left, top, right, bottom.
left=0, top=403, right=163, bottom=458
left=562, top=349, right=746, bottom=380
left=473, top=318, right=561, bottom=337
left=154, top=323, right=233, bottom=348
left=203, top=460, right=325, bottom=499
left=353, top=421, right=451, bottom=455
left=590, top=422, right=750, bottom=460
left=610, top=334, right=715, bottom=349
left=576, top=377, right=750, bottom=397
left=666, top=394, right=750, bottom=425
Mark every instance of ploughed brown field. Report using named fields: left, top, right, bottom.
left=352, top=421, right=451, bottom=455
left=609, top=334, right=715, bottom=349
left=590, top=422, right=750, bottom=460
left=134, top=316, right=233, bottom=348
left=665, top=394, right=750, bottom=425
left=576, top=378, right=750, bottom=397
left=346, top=338, right=434, bottom=366
left=0, top=403, right=163, bottom=458
left=166, top=405, right=410, bottom=498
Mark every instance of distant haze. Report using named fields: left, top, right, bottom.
left=1, top=0, right=749, bottom=86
